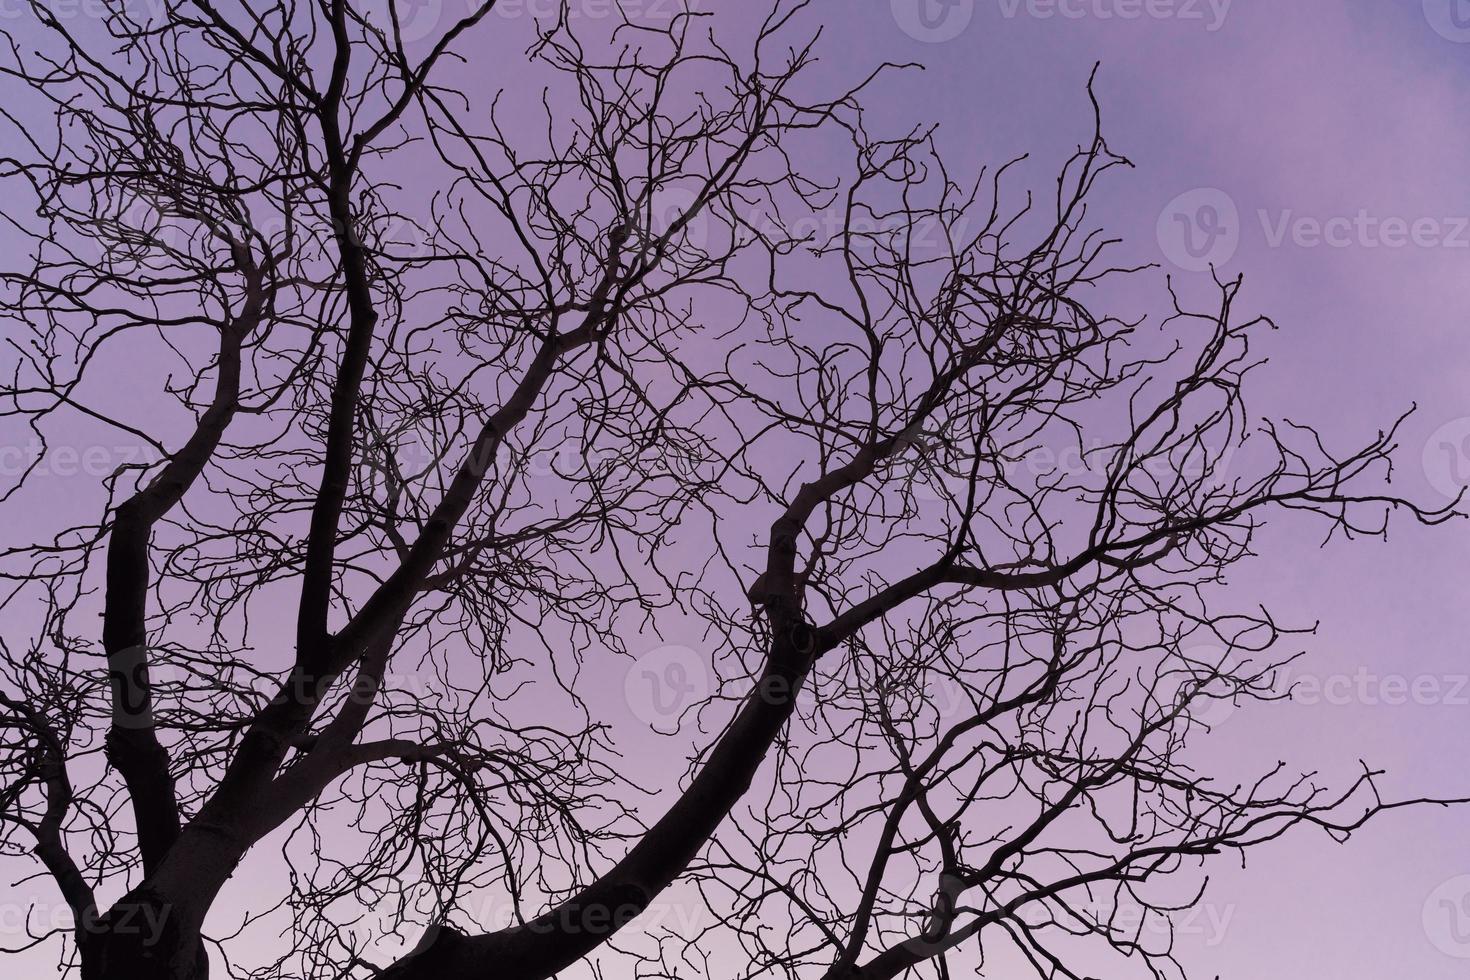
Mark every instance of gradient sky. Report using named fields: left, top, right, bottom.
left=4, top=1, right=1470, bottom=977
left=851, top=2, right=1470, bottom=977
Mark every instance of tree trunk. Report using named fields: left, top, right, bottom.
left=380, top=626, right=819, bottom=980
left=79, top=887, right=208, bottom=980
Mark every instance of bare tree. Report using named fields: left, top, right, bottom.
left=0, top=2, right=1457, bottom=979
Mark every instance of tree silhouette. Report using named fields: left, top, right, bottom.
left=0, top=2, right=1458, bottom=979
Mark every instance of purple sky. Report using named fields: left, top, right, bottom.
left=3, top=1, right=1470, bottom=976
left=854, top=1, right=1470, bottom=977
